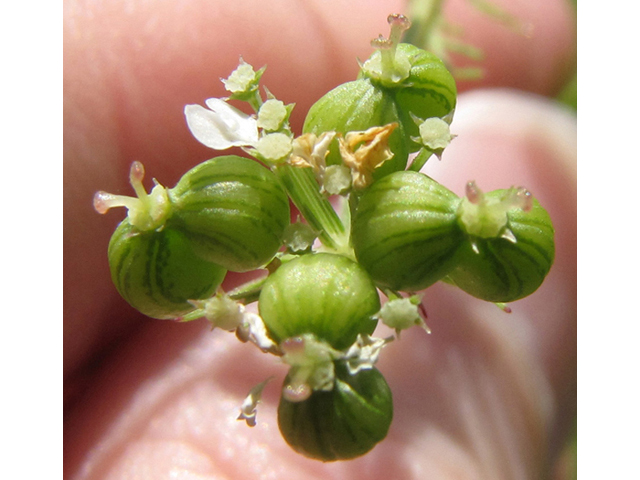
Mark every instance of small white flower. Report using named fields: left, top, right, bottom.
left=237, top=377, right=272, bottom=427
left=255, top=132, right=293, bottom=162
left=189, top=292, right=245, bottom=331
left=343, top=334, right=393, bottom=374
left=184, top=98, right=259, bottom=150
left=282, top=221, right=319, bottom=253
left=222, top=59, right=259, bottom=94
left=236, top=309, right=279, bottom=354
left=417, top=117, right=455, bottom=151
left=280, top=334, right=341, bottom=402
left=374, top=296, right=431, bottom=337
left=257, top=99, right=288, bottom=131
left=323, top=164, right=352, bottom=195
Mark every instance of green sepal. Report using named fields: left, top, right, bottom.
left=168, top=155, right=290, bottom=272
left=108, top=220, right=226, bottom=320
left=258, top=253, right=380, bottom=350
left=278, top=363, right=393, bottom=462
left=352, top=170, right=464, bottom=292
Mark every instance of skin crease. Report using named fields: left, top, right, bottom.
left=64, top=0, right=576, bottom=478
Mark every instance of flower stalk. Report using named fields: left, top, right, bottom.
left=275, top=164, right=349, bottom=253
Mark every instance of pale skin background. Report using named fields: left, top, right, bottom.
left=64, top=0, right=577, bottom=478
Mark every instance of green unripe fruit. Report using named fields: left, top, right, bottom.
left=302, top=79, right=409, bottom=180
left=352, top=170, right=464, bottom=292
left=278, top=363, right=393, bottom=461
left=168, top=155, right=290, bottom=272
left=361, top=43, right=457, bottom=152
left=449, top=186, right=555, bottom=302
left=369, top=43, right=457, bottom=151
left=108, top=220, right=226, bottom=320
left=258, top=253, right=380, bottom=350
left=302, top=39, right=456, bottom=186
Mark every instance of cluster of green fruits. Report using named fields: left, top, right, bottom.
left=94, top=15, right=554, bottom=462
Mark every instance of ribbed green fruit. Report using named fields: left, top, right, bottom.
left=449, top=193, right=555, bottom=302
left=278, top=363, right=393, bottom=461
left=352, top=170, right=464, bottom=292
left=303, top=44, right=456, bottom=185
left=108, top=220, right=226, bottom=320
left=379, top=44, right=457, bottom=151
left=302, top=79, right=409, bottom=180
left=258, top=253, right=380, bottom=350
left=168, top=155, right=290, bottom=272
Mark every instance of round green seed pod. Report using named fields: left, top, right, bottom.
left=351, top=170, right=464, bottom=292
left=168, top=155, right=290, bottom=272
left=258, top=253, right=380, bottom=350
left=278, top=363, right=393, bottom=462
left=302, top=79, right=409, bottom=180
left=388, top=44, right=457, bottom=150
left=360, top=43, right=457, bottom=152
left=449, top=190, right=555, bottom=302
left=108, top=220, right=227, bottom=320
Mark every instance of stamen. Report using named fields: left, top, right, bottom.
left=515, top=187, right=533, bottom=212
left=495, top=302, right=512, bottom=313
left=280, top=334, right=340, bottom=401
left=92, top=161, right=172, bottom=231
left=283, top=382, right=312, bottom=403
left=365, top=13, right=412, bottom=85
left=129, top=161, right=148, bottom=199
left=93, top=191, right=139, bottom=214
left=371, top=14, right=411, bottom=49
left=387, top=13, right=411, bottom=46
left=465, top=181, right=483, bottom=204
left=370, top=34, right=391, bottom=49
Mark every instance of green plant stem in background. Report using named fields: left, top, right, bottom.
left=404, top=0, right=445, bottom=50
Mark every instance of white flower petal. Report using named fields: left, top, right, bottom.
left=236, top=310, right=279, bottom=354
left=237, top=378, right=271, bottom=427
left=343, top=334, right=393, bottom=374
left=184, top=99, right=259, bottom=150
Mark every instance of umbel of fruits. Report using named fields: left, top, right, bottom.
left=351, top=170, right=464, bottom=292
left=258, top=252, right=381, bottom=350
left=448, top=182, right=555, bottom=302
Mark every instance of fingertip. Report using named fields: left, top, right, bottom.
left=423, top=88, right=576, bottom=431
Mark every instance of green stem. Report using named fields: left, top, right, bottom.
left=404, top=0, right=445, bottom=49
left=178, top=275, right=268, bottom=323
left=408, top=148, right=434, bottom=172
left=275, top=164, right=348, bottom=252
left=227, top=275, right=268, bottom=304
left=246, top=89, right=263, bottom=113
